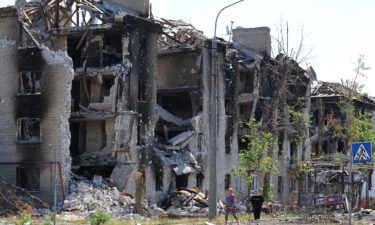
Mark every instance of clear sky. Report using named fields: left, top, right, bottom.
left=1, top=0, right=374, bottom=95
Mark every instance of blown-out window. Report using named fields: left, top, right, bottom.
left=18, top=71, right=41, bottom=95
left=17, top=118, right=40, bottom=143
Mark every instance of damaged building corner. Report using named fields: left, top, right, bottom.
left=0, top=0, right=162, bottom=212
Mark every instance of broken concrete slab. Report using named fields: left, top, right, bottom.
left=154, top=149, right=200, bottom=176
left=167, top=131, right=193, bottom=146
left=157, top=105, right=190, bottom=127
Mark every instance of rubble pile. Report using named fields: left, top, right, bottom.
left=62, top=175, right=144, bottom=220
left=155, top=18, right=206, bottom=49
left=160, top=187, right=209, bottom=218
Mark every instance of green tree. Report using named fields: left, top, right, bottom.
left=234, top=118, right=278, bottom=200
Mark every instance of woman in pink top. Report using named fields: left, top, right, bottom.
left=225, top=188, right=240, bottom=225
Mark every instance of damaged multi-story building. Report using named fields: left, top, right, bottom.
left=1, top=0, right=373, bottom=211
left=0, top=0, right=161, bottom=205
left=0, top=0, right=314, bottom=206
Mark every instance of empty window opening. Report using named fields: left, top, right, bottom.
left=239, top=104, right=252, bottom=121
left=224, top=174, right=231, bottom=190
left=102, top=78, right=114, bottom=97
left=278, top=176, right=283, bottom=193
left=67, top=37, right=83, bottom=68
left=70, top=121, right=86, bottom=157
left=250, top=175, right=258, bottom=192
left=290, top=178, right=296, bottom=192
left=175, top=174, right=189, bottom=189
left=71, top=80, right=81, bottom=112
left=238, top=136, right=250, bottom=153
left=158, top=92, right=193, bottom=119
left=290, top=142, right=296, bottom=165
left=103, top=35, right=123, bottom=66
left=19, top=72, right=41, bottom=95
left=239, top=71, right=255, bottom=94
left=278, top=131, right=284, bottom=156
left=337, top=139, right=344, bottom=153
left=155, top=166, right=164, bottom=191
left=85, top=36, right=103, bottom=67
left=17, top=167, right=40, bottom=192
left=196, top=173, right=204, bottom=190
left=17, top=118, right=40, bottom=143
left=307, top=175, right=313, bottom=193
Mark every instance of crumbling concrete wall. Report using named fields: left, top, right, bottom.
left=233, top=27, right=271, bottom=57
left=157, top=53, right=201, bottom=89
left=40, top=47, right=74, bottom=203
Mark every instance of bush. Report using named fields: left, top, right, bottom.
left=17, top=211, right=32, bottom=225
left=89, top=211, right=112, bottom=225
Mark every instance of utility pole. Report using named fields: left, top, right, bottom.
left=208, top=0, right=244, bottom=220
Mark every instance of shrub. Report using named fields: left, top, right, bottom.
left=89, top=211, right=112, bottom=225
left=17, top=211, right=32, bottom=225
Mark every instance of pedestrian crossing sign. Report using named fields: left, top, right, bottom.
left=352, top=142, right=372, bottom=164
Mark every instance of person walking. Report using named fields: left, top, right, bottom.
left=225, top=188, right=240, bottom=225
left=250, top=191, right=264, bottom=225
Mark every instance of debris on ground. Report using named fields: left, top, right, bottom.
left=0, top=176, right=49, bottom=216
left=159, top=187, right=210, bottom=218
left=61, top=174, right=145, bottom=220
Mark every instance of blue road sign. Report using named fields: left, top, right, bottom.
left=352, top=142, right=372, bottom=164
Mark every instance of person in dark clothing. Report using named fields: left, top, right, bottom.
left=250, top=191, right=264, bottom=224
left=224, top=188, right=240, bottom=225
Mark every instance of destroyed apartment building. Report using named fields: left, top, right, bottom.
left=305, top=81, right=375, bottom=208
left=2, top=0, right=373, bottom=212
left=0, top=0, right=315, bottom=207
left=0, top=0, right=161, bottom=205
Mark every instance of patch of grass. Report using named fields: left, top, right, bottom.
left=90, top=212, right=112, bottom=225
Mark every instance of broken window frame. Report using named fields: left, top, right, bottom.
left=18, top=71, right=42, bottom=95
left=277, top=176, right=283, bottom=193
left=16, top=167, right=40, bottom=192
left=16, top=118, right=41, bottom=143
left=249, top=175, right=258, bottom=192
left=290, top=178, right=296, bottom=193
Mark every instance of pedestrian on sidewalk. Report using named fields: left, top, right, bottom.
left=250, top=191, right=264, bottom=225
left=225, top=188, right=240, bottom=225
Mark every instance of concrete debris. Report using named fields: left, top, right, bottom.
left=167, top=131, right=194, bottom=146
left=161, top=187, right=209, bottom=218
left=157, top=105, right=190, bottom=127
left=154, top=149, right=200, bottom=175
left=62, top=175, right=144, bottom=220
left=155, top=18, right=206, bottom=49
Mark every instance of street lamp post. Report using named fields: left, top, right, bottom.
left=208, top=0, right=244, bottom=220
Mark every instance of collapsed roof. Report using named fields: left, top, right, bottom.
left=312, top=81, right=375, bottom=105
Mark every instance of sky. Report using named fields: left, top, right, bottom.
left=1, top=0, right=374, bottom=95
